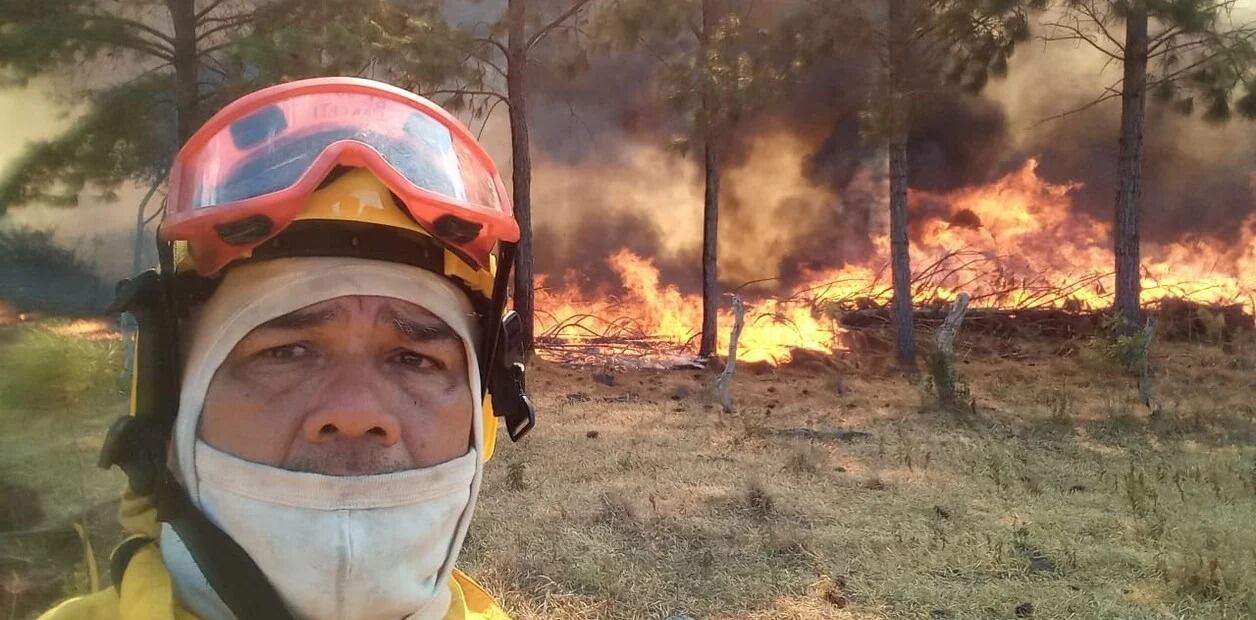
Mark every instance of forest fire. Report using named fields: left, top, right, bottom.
left=534, top=158, right=1256, bottom=366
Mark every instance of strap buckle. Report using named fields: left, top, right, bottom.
left=107, top=269, right=162, bottom=315
left=98, top=415, right=160, bottom=495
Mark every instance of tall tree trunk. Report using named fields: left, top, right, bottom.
left=166, top=0, right=199, bottom=143
left=700, top=137, right=720, bottom=357
left=506, top=0, right=535, bottom=356
left=888, top=139, right=913, bottom=365
left=887, top=0, right=915, bottom=365
left=698, top=0, right=720, bottom=358
left=1114, top=3, right=1148, bottom=335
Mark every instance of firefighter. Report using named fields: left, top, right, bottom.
left=39, top=77, right=535, bottom=620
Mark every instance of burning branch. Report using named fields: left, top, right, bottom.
left=716, top=295, right=745, bottom=414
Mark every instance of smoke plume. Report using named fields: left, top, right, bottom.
left=520, top=10, right=1256, bottom=294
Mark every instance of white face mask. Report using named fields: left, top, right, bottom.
left=162, top=258, right=487, bottom=620
left=163, top=443, right=478, bottom=620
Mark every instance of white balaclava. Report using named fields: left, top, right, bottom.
left=159, top=256, right=485, bottom=620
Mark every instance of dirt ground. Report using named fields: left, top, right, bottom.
left=2, top=323, right=1254, bottom=619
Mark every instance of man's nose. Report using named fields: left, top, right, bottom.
left=300, top=365, right=402, bottom=445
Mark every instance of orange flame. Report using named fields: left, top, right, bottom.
left=535, top=156, right=1255, bottom=365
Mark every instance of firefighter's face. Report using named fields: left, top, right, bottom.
left=199, top=295, right=474, bottom=475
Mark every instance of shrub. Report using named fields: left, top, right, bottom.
left=744, top=480, right=775, bottom=518
left=0, top=324, right=121, bottom=416
left=1091, top=315, right=1155, bottom=376
left=0, top=226, right=108, bottom=316
left=784, top=442, right=825, bottom=475
left=0, top=474, right=43, bottom=530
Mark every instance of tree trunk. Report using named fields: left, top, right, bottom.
left=888, top=139, right=914, bottom=365
left=884, top=140, right=914, bottom=363
left=506, top=0, right=535, bottom=356
left=166, top=0, right=199, bottom=143
left=1114, top=3, right=1148, bottom=335
left=698, top=0, right=720, bottom=358
left=887, top=0, right=915, bottom=365
left=699, top=140, right=720, bottom=357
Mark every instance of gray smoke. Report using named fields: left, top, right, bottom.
left=521, top=11, right=1256, bottom=292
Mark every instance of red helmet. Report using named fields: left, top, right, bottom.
left=160, top=77, right=519, bottom=275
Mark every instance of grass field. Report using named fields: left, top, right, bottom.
left=2, top=319, right=1254, bottom=619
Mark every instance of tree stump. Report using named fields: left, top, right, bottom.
left=1136, top=317, right=1157, bottom=410
left=928, top=292, right=970, bottom=410
left=716, top=295, right=745, bottom=414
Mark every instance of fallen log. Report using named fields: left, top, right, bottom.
left=1154, top=299, right=1253, bottom=341
left=771, top=428, right=873, bottom=443
left=839, top=300, right=1253, bottom=342
left=840, top=307, right=1104, bottom=339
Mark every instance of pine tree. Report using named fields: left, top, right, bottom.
left=1042, top=0, right=1256, bottom=335
left=0, top=0, right=466, bottom=276
left=0, top=0, right=463, bottom=214
left=429, top=0, right=601, bottom=357
left=798, top=0, right=1044, bottom=366
left=600, top=0, right=789, bottom=358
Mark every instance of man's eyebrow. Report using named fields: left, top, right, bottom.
left=386, top=310, right=458, bottom=343
left=257, top=306, right=340, bottom=331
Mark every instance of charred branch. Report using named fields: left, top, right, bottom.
left=194, top=0, right=235, bottom=22
left=526, top=0, right=597, bottom=51
left=423, top=89, right=510, bottom=106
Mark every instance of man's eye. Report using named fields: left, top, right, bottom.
left=393, top=350, right=439, bottom=369
left=264, top=344, right=312, bottom=360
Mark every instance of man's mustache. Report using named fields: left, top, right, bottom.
left=282, top=441, right=416, bottom=476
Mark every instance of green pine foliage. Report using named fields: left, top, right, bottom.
left=0, top=0, right=466, bottom=215
left=788, top=0, right=1046, bottom=146
left=1053, top=0, right=1256, bottom=121
left=598, top=0, right=796, bottom=151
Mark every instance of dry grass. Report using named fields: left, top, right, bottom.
left=462, top=332, right=1256, bottom=619
left=0, top=322, right=128, bottom=618
left=4, top=324, right=1256, bottom=619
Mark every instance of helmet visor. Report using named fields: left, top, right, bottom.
left=161, top=80, right=517, bottom=274
left=182, top=92, right=502, bottom=212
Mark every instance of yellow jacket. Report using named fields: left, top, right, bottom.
left=39, top=494, right=509, bottom=620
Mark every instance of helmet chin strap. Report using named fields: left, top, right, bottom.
left=480, top=242, right=536, bottom=441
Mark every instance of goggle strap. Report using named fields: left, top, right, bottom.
left=479, top=242, right=515, bottom=394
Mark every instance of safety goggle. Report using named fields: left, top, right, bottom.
left=160, top=77, right=518, bottom=275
